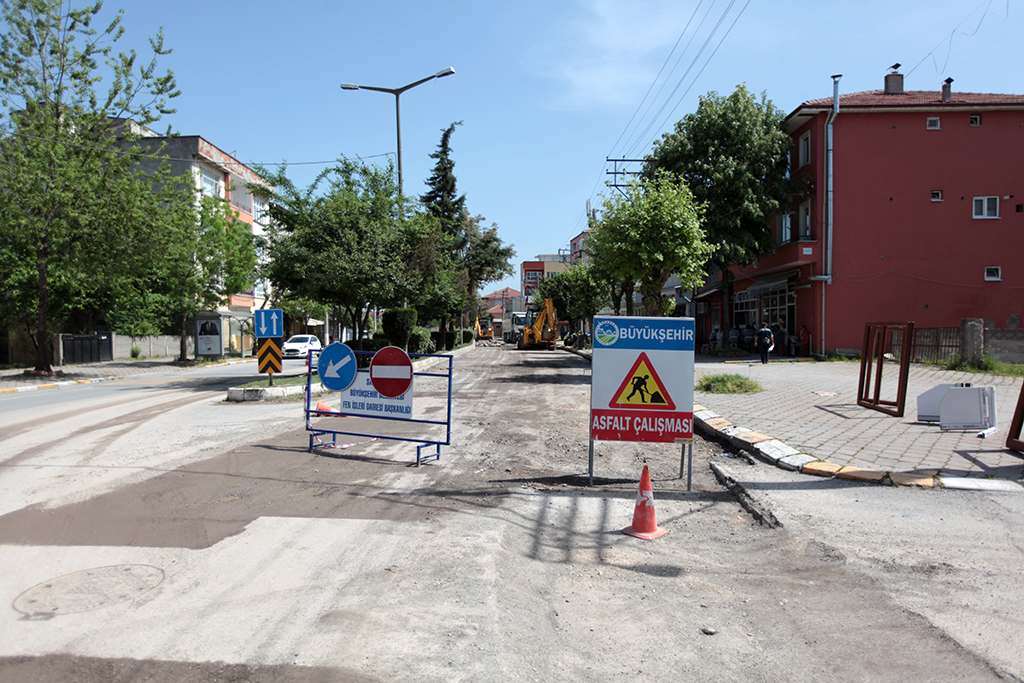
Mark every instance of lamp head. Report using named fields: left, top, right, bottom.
left=340, top=83, right=359, bottom=90
left=434, top=67, right=455, bottom=79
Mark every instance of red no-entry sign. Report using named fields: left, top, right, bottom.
left=370, top=346, right=414, bottom=398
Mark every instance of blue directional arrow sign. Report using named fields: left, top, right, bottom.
left=254, top=309, right=283, bottom=339
left=317, top=342, right=358, bottom=392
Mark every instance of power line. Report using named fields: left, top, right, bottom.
left=906, top=0, right=997, bottom=78
left=619, top=0, right=730, bottom=159
left=606, top=0, right=708, bottom=160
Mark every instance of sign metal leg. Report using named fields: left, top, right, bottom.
left=588, top=439, right=594, bottom=486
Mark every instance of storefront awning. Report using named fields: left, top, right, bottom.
left=745, top=270, right=799, bottom=296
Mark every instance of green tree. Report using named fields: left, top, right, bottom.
left=419, top=122, right=468, bottom=345
left=0, top=0, right=179, bottom=372
left=463, top=215, right=514, bottom=320
left=258, top=159, right=408, bottom=343
left=644, top=85, right=801, bottom=327
left=419, top=124, right=514, bottom=341
left=421, top=121, right=468, bottom=252
left=538, top=264, right=605, bottom=337
left=587, top=170, right=712, bottom=316
left=162, top=194, right=257, bottom=361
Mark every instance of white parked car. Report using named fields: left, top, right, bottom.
left=281, top=335, right=322, bottom=360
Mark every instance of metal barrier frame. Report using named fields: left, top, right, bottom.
left=303, top=350, right=453, bottom=466
left=858, top=322, right=914, bottom=417
left=1007, top=382, right=1024, bottom=453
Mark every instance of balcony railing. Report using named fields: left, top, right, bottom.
left=775, top=231, right=816, bottom=248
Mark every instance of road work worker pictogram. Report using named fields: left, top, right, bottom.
left=609, top=352, right=675, bottom=410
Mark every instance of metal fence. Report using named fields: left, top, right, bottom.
left=886, top=327, right=960, bottom=364
left=61, top=333, right=113, bottom=364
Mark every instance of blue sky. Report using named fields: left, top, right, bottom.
left=106, top=0, right=1023, bottom=295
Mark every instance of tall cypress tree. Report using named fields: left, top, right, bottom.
left=421, top=121, right=468, bottom=255
left=420, top=122, right=468, bottom=346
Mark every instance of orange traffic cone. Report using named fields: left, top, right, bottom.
left=315, top=400, right=335, bottom=414
left=622, top=465, right=668, bottom=540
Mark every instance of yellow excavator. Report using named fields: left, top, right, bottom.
left=517, top=298, right=558, bottom=350
left=475, top=317, right=494, bottom=341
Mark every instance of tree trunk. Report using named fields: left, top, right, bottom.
left=720, top=267, right=735, bottom=335
left=34, top=248, right=52, bottom=373
left=179, top=307, right=189, bottom=362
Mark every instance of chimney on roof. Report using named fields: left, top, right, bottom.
left=942, top=77, right=953, bottom=102
left=884, top=67, right=904, bottom=95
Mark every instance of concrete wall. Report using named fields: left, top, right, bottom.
left=112, top=335, right=194, bottom=361
left=986, top=329, right=1024, bottom=364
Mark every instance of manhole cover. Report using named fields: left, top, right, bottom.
left=14, top=564, right=164, bottom=618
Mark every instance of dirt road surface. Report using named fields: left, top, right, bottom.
left=0, top=347, right=1009, bottom=681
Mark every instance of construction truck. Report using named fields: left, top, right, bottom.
left=504, top=311, right=527, bottom=344
left=517, top=298, right=558, bottom=350
left=474, top=317, right=494, bottom=341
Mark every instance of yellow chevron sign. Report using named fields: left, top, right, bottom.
left=258, top=338, right=282, bottom=374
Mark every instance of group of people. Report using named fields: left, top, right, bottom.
left=707, top=322, right=810, bottom=364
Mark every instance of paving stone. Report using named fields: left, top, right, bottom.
left=704, top=416, right=732, bottom=430
left=694, top=409, right=720, bottom=421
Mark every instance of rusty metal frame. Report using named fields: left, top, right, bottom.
left=857, top=322, right=914, bottom=417
left=1006, top=383, right=1024, bottom=453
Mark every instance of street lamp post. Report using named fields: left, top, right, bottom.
left=340, top=67, right=455, bottom=195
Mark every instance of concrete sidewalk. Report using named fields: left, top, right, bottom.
left=693, top=356, right=1024, bottom=490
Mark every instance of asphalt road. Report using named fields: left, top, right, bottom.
left=0, top=346, right=1019, bottom=682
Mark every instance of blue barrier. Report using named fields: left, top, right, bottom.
left=303, top=349, right=453, bottom=466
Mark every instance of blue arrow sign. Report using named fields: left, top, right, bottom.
left=254, top=309, right=283, bottom=339
left=318, top=342, right=358, bottom=392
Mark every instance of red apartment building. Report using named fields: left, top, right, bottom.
left=698, top=71, right=1024, bottom=354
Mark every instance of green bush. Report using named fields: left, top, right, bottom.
left=382, top=308, right=417, bottom=350
left=431, top=330, right=457, bottom=351
left=695, top=373, right=763, bottom=394
left=409, top=327, right=432, bottom=354
left=130, top=345, right=142, bottom=359
left=461, top=329, right=474, bottom=345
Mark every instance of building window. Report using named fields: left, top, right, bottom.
left=762, top=289, right=796, bottom=337
left=798, top=200, right=811, bottom=239
left=973, top=196, right=999, bottom=219
left=798, top=132, right=810, bottom=167
left=926, top=116, right=941, bottom=130
left=253, top=197, right=269, bottom=225
left=970, top=114, right=982, bottom=127
left=200, top=168, right=222, bottom=197
left=733, top=294, right=758, bottom=329
left=931, top=190, right=943, bottom=202
left=777, top=214, right=792, bottom=245
left=985, top=266, right=1002, bottom=281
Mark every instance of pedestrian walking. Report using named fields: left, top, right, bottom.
left=754, top=323, right=774, bottom=364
